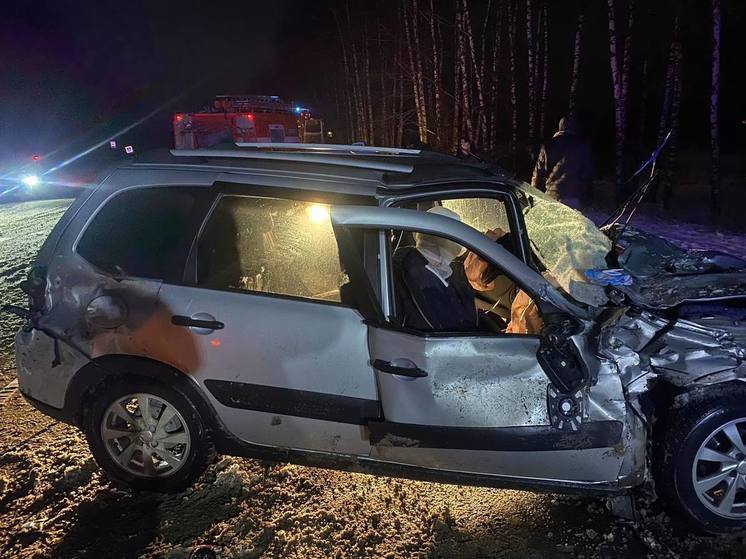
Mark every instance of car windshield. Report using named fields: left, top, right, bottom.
left=511, top=180, right=612, bottom=304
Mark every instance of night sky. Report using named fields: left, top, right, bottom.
left=0, top=0, right=334, bottom=177
left=1, top=1, right=744, bottom=181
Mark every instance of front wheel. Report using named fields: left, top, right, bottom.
left=655, top=386, right=746, bottom=533
left=84, top=378, right=213, bottom=493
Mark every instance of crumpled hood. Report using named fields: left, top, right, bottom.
left=611, top=225, right=746, bottom=309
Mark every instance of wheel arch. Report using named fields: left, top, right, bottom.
left=65, top=354, right=222, bottom=436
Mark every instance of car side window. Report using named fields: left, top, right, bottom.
left=76, top=186, right=205, bottom=282
left=197, top=195, right=348, bottom=303
left=387, top=227, right=543, bottom=336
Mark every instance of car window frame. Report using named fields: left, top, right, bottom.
left=72, top=184, right=214, bottom=283
left=187, top=183, right=376, bottom=310
left=381, top=184, right=531, bottom=265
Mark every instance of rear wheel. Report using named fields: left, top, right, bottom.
left=85, top=378, right=213, bottom=492
left=655, top=386, right=746, bottom=533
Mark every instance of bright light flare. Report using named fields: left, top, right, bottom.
left=22, top=175, right=40, bottom=187
left=307, top=204, right=330, bottom=224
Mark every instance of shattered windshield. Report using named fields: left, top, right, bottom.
left=511, top=181, right=612, bottom=302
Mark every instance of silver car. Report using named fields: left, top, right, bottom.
left=9, top=145, right=746, bottom=534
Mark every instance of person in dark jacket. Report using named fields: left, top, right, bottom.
left=456, top=137, right=482, bottom=162
left=531, top=117, right=592, bottom=207
left=392, top=207, right=478, bottom=331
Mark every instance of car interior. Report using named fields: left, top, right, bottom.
left=389, top=198, right=543, bottom=336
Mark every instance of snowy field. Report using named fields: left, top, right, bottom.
left=1, top=199, right=746, bottom=558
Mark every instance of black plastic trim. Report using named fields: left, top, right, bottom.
left=368, top=420, right=623, bottom=451
left=204, top=379, right=381, bottom=425
left=211, top=437, right=628, bottom=497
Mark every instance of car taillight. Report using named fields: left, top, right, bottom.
left=20, top=266, right=47, bottom=313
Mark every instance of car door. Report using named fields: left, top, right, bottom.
left=158, top=190, right=380, bottom=456
left=332, top=205, right=630, bottom=484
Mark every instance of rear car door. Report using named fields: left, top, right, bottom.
left=332, top=205, right=629, bottom=485
left=158, top=187, right=380, bottom=455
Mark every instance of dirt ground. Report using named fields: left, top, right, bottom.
left=2, top=199, right=746, bottom=558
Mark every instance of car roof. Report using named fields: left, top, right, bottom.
left=117, top=146, right=515, bottom=197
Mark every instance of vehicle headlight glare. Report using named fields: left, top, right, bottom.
left=22, top=175, right=40, bottom=187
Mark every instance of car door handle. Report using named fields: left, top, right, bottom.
left=372, top=359, right=428, bottom=378
left=171, top=314, right=224, bottom=330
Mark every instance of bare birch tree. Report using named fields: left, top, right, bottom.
left=456, top=7, right=473, bottom=139
left=662, top=37, right=683, bottom=209
left=526, top=0, right=537, bottom=145
left=462, top=0, right=487, bottom=146
left=508, top=0, right=518, bottom=159
left=429, top=0, right=442, bottom=147
left=539, top=2, right=548, bottom=139
left=568, top=9, right=584, bottom=118
left=403, top=0, right=427, bottom=142
left=710, top=0, right=721, bottom=213
left=606, top=0, right=626, bottom=202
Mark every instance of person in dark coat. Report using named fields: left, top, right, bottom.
left=456, top=137, right=482, bottom=162
left=531, top=117, right=593, bottom=207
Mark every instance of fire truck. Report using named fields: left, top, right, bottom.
left=173, top=95, right=324, bottom=150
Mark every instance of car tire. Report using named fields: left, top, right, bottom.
left=654, top=384, right=746, bottom=534
left=84, top=377, right=214, bottom=493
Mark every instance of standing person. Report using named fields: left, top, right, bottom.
left=456, top=137, right=482, bottom=162
left=531, top=117, right=593, bottom=208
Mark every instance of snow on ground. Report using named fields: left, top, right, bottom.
left=585, top=205, right=746, bottom=260
left=1, top=199, right=746, bottom=558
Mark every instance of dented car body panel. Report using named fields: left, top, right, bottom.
left=11, top=151, right=746, bottom=498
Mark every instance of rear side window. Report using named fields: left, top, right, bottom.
left=77, top=187, right=206, bottom=282
left=197, top=195, right=347, bottom=303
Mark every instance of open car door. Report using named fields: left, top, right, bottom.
left=332, top=205, right=631, bottom=488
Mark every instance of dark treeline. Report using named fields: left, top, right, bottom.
left=330, top=0, right=740, bottom=210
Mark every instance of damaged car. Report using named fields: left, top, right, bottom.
left=5, top=145, right=746, bottom=534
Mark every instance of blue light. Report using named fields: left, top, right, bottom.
left=295, top=106, right=302, bottom=114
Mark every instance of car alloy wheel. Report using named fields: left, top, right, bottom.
left=100, top=392, right=192, bottom=479
left=691, top=417, right=746, bottom=520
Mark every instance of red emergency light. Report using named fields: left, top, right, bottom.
left=175, top=114, right=184, bottom=122
left=245, top=113, right=255, bottom=121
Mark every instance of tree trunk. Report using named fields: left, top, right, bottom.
left=508, top=0, right=518, bottom=160
left=656, top=19, right=678, bottom=149
left=606, top=0, right=625, bottom=203
left=463, top=0, right=487, bottom=145
left=636, top=57, right=648, bottom=168
left=526, top=0, right=536, bottom=146
left=379, top=25, right=388, bottom=146
left=568, top=10, right=583, bottom=118
left=662, top=39, right=683, bottom=209
left=403, top=0, right=427, bottom=142
left=489, top=2, right=502, bottom=154
left=453, top=10, right=462, bottom=152
left=429, top=0, right=442, bottom=147
left=462, top=0, right=488, bottom=146
left=351, top=42, right=366, bottom=142
left=710, top=0, right=721, bottom=214
left=411, top=0, right=428, bottom=142
left=397, top=51, right=405, bottom=146
left=620, top=1, right=635, bottom=134
left=456, top=7, right=473, bottom=139
left=539, top=3, right=549, bottom=140
left=363, top=24, right=375, bottom=145
left=333, top=10, right=355, bottom=143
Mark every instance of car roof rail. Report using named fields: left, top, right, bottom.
left=233, top=142, right=422, bottom=156
left=169, top=148, right=414, bottom=174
